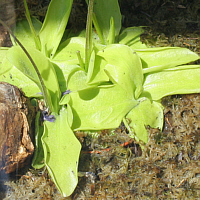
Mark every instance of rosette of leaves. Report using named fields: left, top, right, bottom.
left=57, top=0, right=200, bottom=144
left=0, top=0, right=200, bottom=197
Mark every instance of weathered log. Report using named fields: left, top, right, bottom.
left=0, top=82, right=35, bottom=173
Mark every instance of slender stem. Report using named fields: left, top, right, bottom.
left=0, top=19, right=51, bottom=112
left=107, top=17, right=115, bottom=45
left=23, top=0, right=41, bottom=50
left=85, top=0, right=94, bottom=72
left=76, top=51, right=84, bottom=70
left=92, top=13, right=105, bottom=44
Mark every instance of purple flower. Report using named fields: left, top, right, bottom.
left=42, top=111, right=56, bottom=122
left=62, top=89, right=71, bottom=96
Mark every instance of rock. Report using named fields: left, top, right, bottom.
left=0, top=82, right=35, bottom=173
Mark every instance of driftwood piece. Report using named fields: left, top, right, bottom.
left=0, top=82, right=35, bottom=173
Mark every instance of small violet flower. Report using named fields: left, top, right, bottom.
left=62, top=89, right=71, bottom=96
left=42, top=111, right=56, bottom=122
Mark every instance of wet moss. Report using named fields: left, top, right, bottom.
left=2, top=169, right=69, bottom=199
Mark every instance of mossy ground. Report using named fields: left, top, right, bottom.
left=0, top=0, right=200, bottom=199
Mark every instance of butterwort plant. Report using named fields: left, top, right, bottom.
left=58, top=0, right=200, bottom=143
left=0, top=0, right=200, bottom=197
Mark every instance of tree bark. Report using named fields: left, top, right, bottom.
left=0, top=82, right=35, bottom=173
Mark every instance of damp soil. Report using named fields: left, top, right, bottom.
left=0, top=0, right=200, bottom=199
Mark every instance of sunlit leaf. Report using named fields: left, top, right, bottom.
left=143, top=65, right=200, bottom=100
left=86, top=50, right=109, bottom=85
left=7, top=46, right=61, bottom=113
left=0, top=47, right=13, bottom=75
left=0, top=65, right=40, bottom=96
left=125, top=98, right=163, bottom=143
left=107, top=17, right=115, bottom=44
left=98, top=44, right=143, bottom=99
left=55, top=64, right=83, bottom=92
left=67, top=70, right=89, bottom=91
left=76, top=29, right=105, bottom=45
left=53, top=37, right=86, bottom=65
left=119, top=27, right=147, bottom=49
left=11, top=18, right=42, bottom=48
left=42, top=107, right=81, bottom=197
left=93, top=0, right=121, bottom=44
left=39, top=0, right=73, bottom=57
left=136, top=47, right=200, bottom=70
left=69, top=85, right=138, bottom=130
